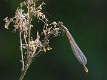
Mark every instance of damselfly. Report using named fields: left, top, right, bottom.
left=63, top=26, right=88, bottom=73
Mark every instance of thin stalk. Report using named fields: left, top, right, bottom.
left=19, top=50, right=41, bottom=80
left=27, top=3, right=31, bottom=63
left=19, top=32, right=25, bottom=71
left=19, top=59, right=31, bottom=80
left=19, top=4, right=32, bottom=80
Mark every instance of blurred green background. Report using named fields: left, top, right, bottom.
left=0, top=0, right=107, bottom=80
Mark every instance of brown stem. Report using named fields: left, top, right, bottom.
left=19, top=3, right=31, bottom=80
left=19, top=32, right=25, bottom=71
left=26, top=3, right=31, bottom=63
left=19, top=50, right=42, bottom=80
left=19, top=60, right=31, bottom=80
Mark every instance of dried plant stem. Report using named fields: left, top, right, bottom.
left=19, top=59, right=31, bottom=80
left=26, top=26, right=31, bottom=64
left=26, top=3, right=31, bottom=67
left=19, top=4, right=32, bottom=80
left=19, top=51, right=41, bottom=80
left=19, top=32, right=25, bottom=71
left=19, top=48, right=41, bottom=80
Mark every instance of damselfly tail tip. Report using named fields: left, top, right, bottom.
left=83, top=65, right=88, bottom=73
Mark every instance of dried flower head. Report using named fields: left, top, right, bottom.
left=4, top=1, right=66, bottom=80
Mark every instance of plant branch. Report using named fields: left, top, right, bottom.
left=19, top=32, right=25, bottom=71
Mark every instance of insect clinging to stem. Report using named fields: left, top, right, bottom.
left=58, top=22, right=88, bottom=73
